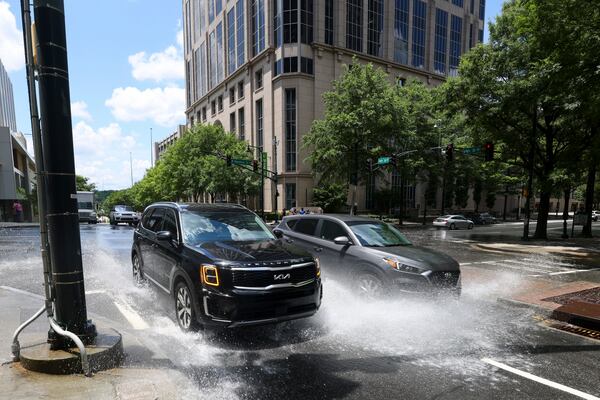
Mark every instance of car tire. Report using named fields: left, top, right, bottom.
left=132, top=253, right=146, bottom=286
left=450, top=223, right=456, bottom=230
left=356, top=272, right=385, bottom=299
left=175, top=281, right=199, bottom=332
left=110, top=218, right=116, bottom=226
left=468, top=223, right=473, bottom=230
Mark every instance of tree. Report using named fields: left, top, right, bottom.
left=76, top=175, right=96, bottom=191
left=312, top=183, right=348, bottom=213
left=444, top=0, right=596, bottom=239
left=303, top=60, right=409, bottom=212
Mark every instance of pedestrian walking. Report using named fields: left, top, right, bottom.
left=13, top=201, right=23, bottom=222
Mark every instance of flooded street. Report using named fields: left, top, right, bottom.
left=1, top=223, right=599, bottom=399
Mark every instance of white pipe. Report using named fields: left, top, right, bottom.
left=48, top=318, right=91, bottom=377
left=11, top=305, right=47, bottom=361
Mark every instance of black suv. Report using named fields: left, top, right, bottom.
left=131, top=203, right=322, bottom=331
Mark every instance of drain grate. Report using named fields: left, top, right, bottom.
left=549, top=322, right=600, bottom=340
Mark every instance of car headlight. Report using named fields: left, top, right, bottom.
left=90, top=212, right=96, bottom=217
left=314, top=258, right=321, bottom=277
left=383, top=258, right=422, bottom=274
left=201, top=264, right=220, bottom=287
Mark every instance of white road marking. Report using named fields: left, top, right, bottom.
left=113, top=301, right=149, bottom=330
left=503, top=259, right=569, bottom=271
left=479, top=261, right=551, bottom=274
left=547, top=268, right=600, bottom=276
left=85, top=290, right=106, bottom=295
left=481, top=358, right=600, bottom=400
left=459, top=262, right=472, bottom=266
left=0, top=285, right=45, bottom=300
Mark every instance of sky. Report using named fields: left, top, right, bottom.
left=0, top=0, right=504, bottom=191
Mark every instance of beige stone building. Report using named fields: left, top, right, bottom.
left=182, top=0, right=486, bottom=212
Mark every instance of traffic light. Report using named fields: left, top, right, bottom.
left=484, top=142, right=494, bottom=162
left=445, top=143, right=454, bottom=162
left=252, top=159, right=259, bottom=172
left=226, top=155, right=232, bottom=167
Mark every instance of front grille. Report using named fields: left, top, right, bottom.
left=428, top=271, right=460, bottom=288
left=231, top=262, right=316, bottom=289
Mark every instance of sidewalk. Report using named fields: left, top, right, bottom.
left=0, top=222, right=39, bottom=229
left=0, top=287, right=194, bottom=399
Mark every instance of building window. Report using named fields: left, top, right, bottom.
left=396, top=76, right=406, bottom=87
left=238, top=107, right=245, bottom=140
left=411, top=0, right=427, bottom=69
left=238, top=80, right=244, bottom=99
left=470, top=0, right=475, bottom=13
left=218, top=95, right=223, bottom=112
left=452, top=0, right=463, bottom=7
left=283, top=57, right=298, bottom=73
left=202, top=106, right=207, bottom=121
left=285, top=88, right=296, bottom=172
left=255, top=69, right=263, bottom=89
left=434, top=9, right=448, bottom=75
left=229, top=87, right=236, bottom=105
left=186, top=60, right=192, bottom=107
left=479, top=0, right=485, bottom=20
left=449, top=15, right=462, bottom=76
left=367, top=0, right=384, bottom=57
left=255, top=99, right=264, bottom=148
left=215, top=0, right=222, bottom=16
left=274, top=0, right=282, bottom=47
left=227, top=9, right=236, bottom=74
left=346, top=0, right=362, bottom=52
left=325, top=0, right=334, bottom=45
left=300, top=0, right=313, bottom=44
left=230, top=112, right=236, bottom=133
left=283, top=0, right=298, bottom=44
left=252, top=0, right=265, bottom=56
left=285, top=183, right=296, bottom=209
left=211, top=100, right=216, bottom=116
left=274, top=59, right=282, bottom=76
left=478, top=28, right=483, bottom=43
left=469, top=23, right=474, bottom=49
left=236, top=0, right=245, bottom=67
left=196, top=42, right=207, bottom=98
left=300, top=57, right=313, bottom=74
left=394, top=0, right=409, bottom=64
left=209, top=0, right=215, bottom=23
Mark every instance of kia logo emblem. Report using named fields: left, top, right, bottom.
left=274, top=273, right=291, bottom=281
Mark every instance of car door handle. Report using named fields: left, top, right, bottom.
left=285, top=239, right=294, bottom=244
left=314, top=247, right=323, bottom=252
left=151, top=243, right=158, bottom=248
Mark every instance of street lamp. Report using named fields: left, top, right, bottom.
left=247, top=143, right=265, bottom=219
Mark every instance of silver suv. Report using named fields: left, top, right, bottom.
left=109, top=205, right=139, bottom=226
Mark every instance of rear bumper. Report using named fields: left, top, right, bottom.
left=198, top=280, right=322, bottom=327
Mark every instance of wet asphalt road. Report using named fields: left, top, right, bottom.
left=1, top=222, right=599, bottom=399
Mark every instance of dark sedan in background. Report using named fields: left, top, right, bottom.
left=274, top=214, right=460, bottom=297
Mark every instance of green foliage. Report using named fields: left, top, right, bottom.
left=312, top=183, right=348, bottom=213
left=76, top=175, right=96, bottom=191
left=100, top=124, right=260, bottom=213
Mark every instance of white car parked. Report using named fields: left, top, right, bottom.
left=433, top=215, right=474, bottom=230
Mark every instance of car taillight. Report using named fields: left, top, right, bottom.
left=201, top=264, right=220, bottom=287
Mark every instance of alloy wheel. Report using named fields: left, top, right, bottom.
left=132, top=255, right=144, bottom=285
left=176, top=286, right=192, bottom=330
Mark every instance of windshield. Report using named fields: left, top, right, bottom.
left=77, top=202, right=93, bottom=210
left=346, top=221, right=412, bottom=247
left=115, top=205, right=134, bottom=212
left=181, top=210, right=275, bottom=245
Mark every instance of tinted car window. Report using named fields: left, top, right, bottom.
left=181, top=210, right=274, bottom=245
left=285, top=219, right=298, bottom=229
left=292, top=218, right=319, bottom=236
left=320, top=220, right=347, bottom=241
left=145, top=208, right=165, bottom=232
left=162, top=209, right=179, bottom=239
left=346, top=221, right=411, bottom=247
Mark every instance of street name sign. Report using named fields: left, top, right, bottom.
left=232, top=159, right=252, bottom=166
left=463, top=146, right=481, bottom=155
left=378, top=156, right=391, bottom=165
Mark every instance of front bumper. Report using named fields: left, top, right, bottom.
left=199, top=280, right=322, bottom=327
left=432, top=221, right=449, bottom=228
left=113, top=215, right=139, bottom=222
left=391, top=270, right=461, bottom=295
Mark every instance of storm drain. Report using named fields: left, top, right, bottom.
left=548, top=322, right=600, bottom=340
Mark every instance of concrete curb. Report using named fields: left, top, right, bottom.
left=496, top=296, right=555, bottom=316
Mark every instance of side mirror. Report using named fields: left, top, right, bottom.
left=273, top=229, right=283, bottom=239
left=156, top=231, right=173, bottom=241
left=333, top=236, right=352, bottom=246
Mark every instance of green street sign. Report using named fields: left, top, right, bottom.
left=378, top=156, right=391, bottom=165
left=232, top=158, right=252, bottom=166
left=463, top=146, right=481, bottom=155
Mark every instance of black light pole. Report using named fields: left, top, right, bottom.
left=34, top=0, right=96, bottom=347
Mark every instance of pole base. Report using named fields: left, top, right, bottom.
left=19, top=327, right=123, bottom=375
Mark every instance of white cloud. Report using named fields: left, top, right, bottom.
left=73, top=121, right=136, bottom=156
left=128, top=45, right=184, bottom=82
left=71, top=101, right=92, bottom=121
left=176, top=29, right=184, bottom=48
left=105, top=86, right=185, bottom=127
left=0, top=1, right=24, bottom=72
